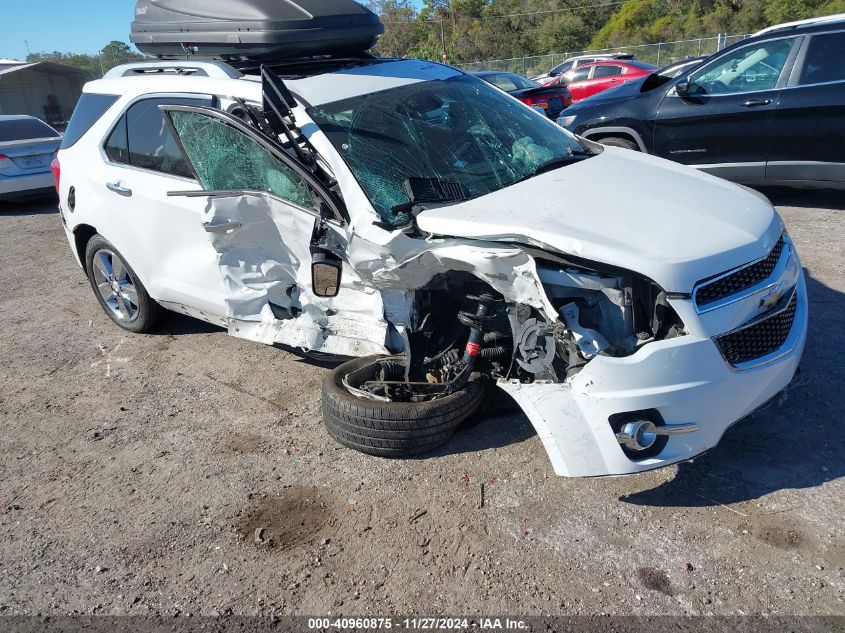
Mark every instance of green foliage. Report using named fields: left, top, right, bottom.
left=368, top=0, right=844, bottom=63
left=26, top=41, right=143, bottom=78
left=590, top=0, right=842, bottom=48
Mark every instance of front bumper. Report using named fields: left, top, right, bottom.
left=498, top=274, right=808, bottom=477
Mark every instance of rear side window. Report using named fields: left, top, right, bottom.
left=551, top=61, right=574, bottom=75
left=61, top=94, right=118, bottom=149
left=104, top=116, right=128, bottom=164
left=800, top=32, right=845, bottom=85
left=486, top=74, right=519, bottom=91
left=104, top=96, right=211, bottom=178
left=0, top=118, right=58, bottom=142
left=593, top=65, right=623, bottom=78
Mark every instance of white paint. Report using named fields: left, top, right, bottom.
left=417, top=146, right=783, bottom=293
left=499, top=277, right=806, bottom=477
left=91, top=340, right=130, bottom=378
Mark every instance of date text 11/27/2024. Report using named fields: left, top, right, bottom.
left=307, top=618, right=529, bottom=630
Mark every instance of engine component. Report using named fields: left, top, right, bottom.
left=339, top=293, right=507, bottom=402
left=559, top=303, right=611, bottom=359
left=451, top=293, right=501, bottom=389
left=515, top=317, right=556, bottom=375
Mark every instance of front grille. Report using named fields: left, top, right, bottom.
left=695, top=237, right=785, bottom=308
left=715, top=290, right=798, bottom=367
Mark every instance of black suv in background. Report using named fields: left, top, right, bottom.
left=559, top=15, right=845, bottom=189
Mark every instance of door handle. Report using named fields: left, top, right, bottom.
left=203, top=221, right=243, bottom=234
left=742, top=98, right=772, bottom=107
left=106, top=181, right=132, bottom=197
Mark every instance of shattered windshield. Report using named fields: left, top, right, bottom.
left=308, top=74, right=592, bottom=227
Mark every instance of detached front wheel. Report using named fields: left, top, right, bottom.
left=321, top=355, right=488, bottom=457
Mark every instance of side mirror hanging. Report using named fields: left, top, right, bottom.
left=310, top=214, right=343, bottom=299
left=311, top=250, right=343, bottom=298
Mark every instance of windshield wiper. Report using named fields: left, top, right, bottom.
left=517, top=150, right=592, bottom=184
left=535, top=151, right=592, bottom=174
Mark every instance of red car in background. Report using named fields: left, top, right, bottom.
left=472, top=71, right=573, bottom=120
left=552, top=60, right=658, bottom=102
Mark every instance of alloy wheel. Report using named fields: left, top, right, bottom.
left=91, top=249, right=140, bottom=322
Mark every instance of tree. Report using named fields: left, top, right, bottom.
left=369, top=0, right=845, bottom=66
left=99, top=41, right=143, bottom=73
left=26, top=41, right=142, bottom=78
left=368, top=0, right=422, bottom=57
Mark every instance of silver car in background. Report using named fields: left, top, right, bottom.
left=0, top=115, right=61, bottom=202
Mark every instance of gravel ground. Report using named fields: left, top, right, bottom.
left=0, top=189, right=842, bottom=619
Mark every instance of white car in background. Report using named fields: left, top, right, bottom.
left=0, top=115, right=61, bottom=202
left=55, top=55, right=806, bottom=478
left=531, top=53, right=636, bottom=85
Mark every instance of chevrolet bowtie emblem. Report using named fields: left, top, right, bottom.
left=759, top=282, right=785, bottom=309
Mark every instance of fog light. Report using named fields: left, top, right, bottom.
left=616, top=420, right=658, bottom=452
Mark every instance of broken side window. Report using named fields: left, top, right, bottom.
left=169, top=110, right=314, bottom=209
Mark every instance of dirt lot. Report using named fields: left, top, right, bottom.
left=0, top=189, right=843, bottom=619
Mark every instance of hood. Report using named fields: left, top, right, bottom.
left=415, top=148, right=783, bottom=292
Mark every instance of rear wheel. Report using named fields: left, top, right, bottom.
left=598, top=136, right=639, bottom=151
left=85, top=235, right=161, bottom=333
left=322, top=355, right=488, bottom=458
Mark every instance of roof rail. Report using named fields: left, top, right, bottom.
left=754, top=12, right=845, bottom=36
left=103, top=60, right=242, bottom=80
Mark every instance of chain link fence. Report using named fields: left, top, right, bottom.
left=460, top=34, right=751, bottom=76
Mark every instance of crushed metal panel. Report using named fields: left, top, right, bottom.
left=353, top=240, right=560, bottom=318
left=202, top=194, right=390, bottom=356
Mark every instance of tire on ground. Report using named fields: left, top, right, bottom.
left=85, top=234, right=162, bottom=334
left=322, top=355, right=488, bottom=457
left=598, top=136, right=639, bottom=151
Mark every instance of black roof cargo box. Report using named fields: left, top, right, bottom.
left=130, top=0, right=384, bottom=61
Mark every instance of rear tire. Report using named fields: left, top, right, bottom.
left=598, top=136, right=639, bottom=151
left=322, top=356, right=488, bottom=457
left=85, top=234, right=161, bottom=334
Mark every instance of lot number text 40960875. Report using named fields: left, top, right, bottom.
left=307, top=617, right=529, bottom=630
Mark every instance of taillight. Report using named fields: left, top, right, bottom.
left=50, top=156, right=61, bottom=193
left=522, top=96, right=549, bottom=109
left=0, top=154, right=8, bottom=160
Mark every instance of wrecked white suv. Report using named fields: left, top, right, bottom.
left=55, top=57, right=806, bottom=477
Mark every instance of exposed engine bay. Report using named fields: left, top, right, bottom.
left=350, top=261, right=685, bottom=404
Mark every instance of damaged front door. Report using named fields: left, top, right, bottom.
left=163, top=106, right=390, bottom=357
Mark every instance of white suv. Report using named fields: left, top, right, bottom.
left=55, top=57, right=806, bottom=477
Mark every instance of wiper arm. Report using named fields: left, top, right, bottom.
left=533, top=151, right=592, bottom=175
left=516, top=151, right=591, bottom=184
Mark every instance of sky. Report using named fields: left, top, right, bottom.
left=0, top=0, right=426, bottom=62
